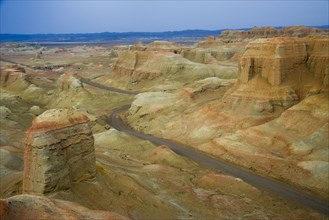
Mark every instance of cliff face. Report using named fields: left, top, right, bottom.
left=224, top=36, right=329, bottom=115
left=23, top=109, right=96, bottom=194
left=219, top=26, right=328, bottom=41
left=239, top=38, right=307, bottom=86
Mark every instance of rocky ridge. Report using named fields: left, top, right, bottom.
left=110, top=50, right=237, bottom=89
left=219, top=26, right=328, bottom=41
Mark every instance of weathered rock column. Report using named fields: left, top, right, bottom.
left=23, top=109, right=96, bottom=194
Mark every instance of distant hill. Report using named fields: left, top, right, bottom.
left=0, top=30, right=222, bottom=44
left=1, top=26, right=328, bottom=43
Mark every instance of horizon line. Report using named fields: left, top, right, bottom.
left=1, top=24, right=328, bottom=35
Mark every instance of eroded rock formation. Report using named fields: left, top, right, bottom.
left=0, top=65, right=28, bottom=89
left=219, top=26, right=328, bottom=41
left=224, top=36, right=329, bottom=115
left=124, top=36, right=329, bottom=199
left=145, top=40, right=181, bottom=53
left=181, top=35, right=245, bottom=64
left=57, top=71, right=83, bottom=92
left=111, top=50, right=238, bottom=83
left=23, top=108, right=96, bottom=194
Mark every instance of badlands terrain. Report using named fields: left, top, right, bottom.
left=0, top=26, right=328, bottom=219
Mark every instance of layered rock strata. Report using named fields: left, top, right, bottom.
left=219, top=26, right=328, bottom=41
left=111, top=50, right=237, bottom=82
left=23, top=109, right=96, bottom=194
left=224, top=36, right=329, bottom=115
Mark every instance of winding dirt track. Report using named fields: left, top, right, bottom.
left=107, top=104, right=329, bottom=216
left=1, top=58, right=328, bottom=215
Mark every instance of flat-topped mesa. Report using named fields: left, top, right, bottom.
left=240, top=37, right=329, bottom=88
left=219, top=26, right=328, bottom=41
left=224, top=36, right=329, bottom=114
left=23, top=108, right=96, bottom=194
left=239, top=37, right=307, bottom=86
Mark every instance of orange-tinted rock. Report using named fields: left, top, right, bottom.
left=0, top=200, right=9, bottom=220
left=239, top=37, right=307, bottom=86
left=224, top=36, right=329, bottom=114
left=23, top=108, right=96, bottom=194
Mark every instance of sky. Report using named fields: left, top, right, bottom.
left=0, top=0, right=328, bottom=34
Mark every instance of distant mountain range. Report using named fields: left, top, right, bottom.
left=0, top=30, right=222, bottom=44
left=1, top=25, right=328, bottom=43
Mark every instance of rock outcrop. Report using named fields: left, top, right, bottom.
left=181, top=36, right=246, bottom=64
left=224, top=36, right=329, bottom=115
left=23, top=108, right=96, bottom=194
left=111, top=50, right=238, bottom=84
left=0, top=195, right=128, bottom=220
left=196, top=35, right=224, bottom=48
left=0, top=65, right=28, bottom=89
left=56, top=71, right=83, bottom=92
left=219, top=26, right=328, bottom=41
left=145, top=41, right=181, bottom=53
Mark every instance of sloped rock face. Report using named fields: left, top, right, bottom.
left=0, top=65, right=28, bottom=89
left=224, top=37, right=329, bottom=115
left=219, top=26, right=328, bottom=41
left=145, top=40, right=181, bottom=53
left=181, top=36, right=246, bottom=64
left=111, top=50, right=238, bottom=82
left=57, top=71, right=83, bottom=91
left=23, top=109, right=96, bottom=194
left=111, top=50, right=162, bottom=80
left=208, top=94, right=329, bottom=199
left=0, top=195, right=128, bottom=220
left=196, top=36, right=224, bottom=48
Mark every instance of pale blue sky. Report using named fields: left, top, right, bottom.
left=1, top=1, right=328, bottom=34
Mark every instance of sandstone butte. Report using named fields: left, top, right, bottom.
left=225, top=36, right=329, bottom=112
left=23, top=108, right=96, bottom=194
